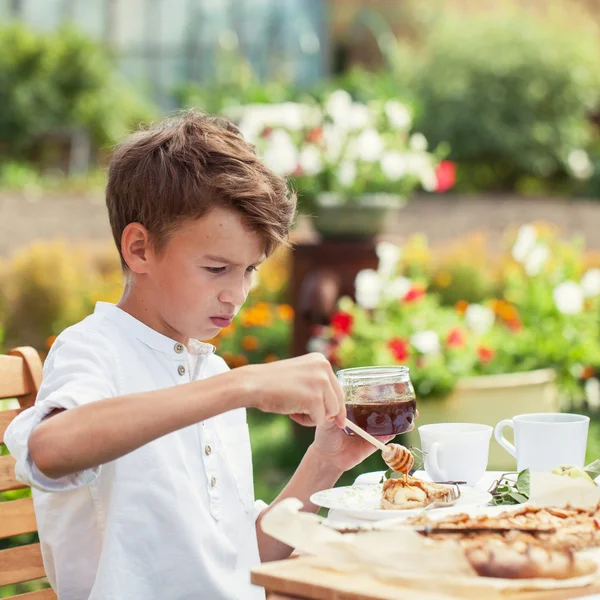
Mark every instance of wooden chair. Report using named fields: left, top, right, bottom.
left=0, top=347, right=56, bottom=599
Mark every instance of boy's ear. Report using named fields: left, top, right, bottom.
left=121, top=223, right=152, bottom=274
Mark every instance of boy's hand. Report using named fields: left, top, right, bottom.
left=310, top=410, right=419, bottom=472
left=242, top=354, right=346, bottom=427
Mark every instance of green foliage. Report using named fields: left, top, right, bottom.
left=490, top=469, right=530, bottom=506
left=395, top=10, right=600, bottom=193
left=0, top=22, right=155, bottom=161
left=2, top=242, right=123, bottom=350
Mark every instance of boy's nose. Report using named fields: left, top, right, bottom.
left=219, top=282, right=248, bottom=307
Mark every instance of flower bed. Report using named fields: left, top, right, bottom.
left=311, top=225, right=600, bottom=408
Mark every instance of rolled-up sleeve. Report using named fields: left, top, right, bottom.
left=4, top=327, right=120, bottom=493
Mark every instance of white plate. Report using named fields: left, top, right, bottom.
left=310, top=482, right=493, bottom=522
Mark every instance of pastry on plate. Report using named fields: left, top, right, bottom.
left=381, top=475, right=456, bottom=510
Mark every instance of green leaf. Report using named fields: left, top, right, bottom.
left=584, top=459, right=600, bottom=481
left=508, top=491, right=529, bottom=504
left=516, top=469, right=531, bottom=495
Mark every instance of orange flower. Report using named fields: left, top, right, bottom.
left=231, top=355, right=249, bottom=367
left=45, top=335, right=57, bottom=350
left=264, top=354, right=279, bottom=363
left=220, top=323, right=236, bottom=338
left=582, top=366, right=596, bottom=380
left=241, top=303, right=273, bottom=327
left=241, top=336, right=259, bottom=351
left=455, top=300, right=469, bottom=316
left=221, top=351, right=235, bottom=366
left=276, top=304, right=294, bottom=323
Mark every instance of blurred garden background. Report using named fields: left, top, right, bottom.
left=3, top=1, right=600, bottom=592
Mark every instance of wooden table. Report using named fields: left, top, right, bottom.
left=254, top=557, right=600, bottom=599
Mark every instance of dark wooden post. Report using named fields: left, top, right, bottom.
left=291, top=239, right=379, bottom=358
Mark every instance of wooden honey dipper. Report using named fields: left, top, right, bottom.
left=344, top=418, right=414, bottom=474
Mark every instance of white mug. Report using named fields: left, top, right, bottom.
left=494, top=413, right=589, bottom=472
left=418, top=423, right=492, bottom=486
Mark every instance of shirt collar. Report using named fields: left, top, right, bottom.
left=94, top=302, right=215, bottom=357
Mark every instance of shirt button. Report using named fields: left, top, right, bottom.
left=174, top=343, right=185, bottom=354
left=210, top=476, right=217, bottom=488
left=177, top=365, right=186, bottom=376
left=204, top=445, right=212, bottom=456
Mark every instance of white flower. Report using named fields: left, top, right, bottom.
left=420, top=167, right=438, bottom=192
left=262, top=129, right=299, bottom=176
left=524, top=243, right=549, bottom=276
left=299, top=145, right=322, bottom=176
left=465, top=304, right=495, bottom=334
left=307, top=336, right=330, bottom=355
left=348, top=103, right=372, bottom=130
left=581, top=269, right=600, bottom=297
left=383, top=277, right=412, bottom=300
left=405, top=153, right=436, bottom=190
left=385, top=100, right=411, bottom=130
left=322, top=124, right=346, bottom=162
left=325, top=90, right=352, bottom=119
left=585, top=378, right=600, bottom=409
left=553, top=280, right=584, bottom=315
left=380, top=151, right=407, bottom=181
left=326, top=90, right=353, bottom=126
left=337, top=161, right=357, bottom=187
left=512, top=225, right=537, bottom=263
left=409, top=132, right=428, bottom=152
left=356, top=129, right=384, bottom=162
left=411, top=330, right=440, bottom=355
left=567, top=149, right=594, bottom=180
left=355, top=269, right=382, bottom=309
left=376, top=241, right=401, bottom=278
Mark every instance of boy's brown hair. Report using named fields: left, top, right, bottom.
left=106, top=110, right=296, bottom=267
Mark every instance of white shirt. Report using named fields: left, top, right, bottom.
left=5, top=302, right=267, bottom=600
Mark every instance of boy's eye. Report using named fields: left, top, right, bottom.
left=246, top=266, right=258, bottom=274
left=206, top=267, right=226, bottom=274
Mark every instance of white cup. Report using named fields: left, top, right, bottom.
left=494, top=413, right=589, bottom=472
left=418, top=423, right=492, bottom=486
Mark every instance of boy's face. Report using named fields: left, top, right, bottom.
left=145, top=207, right=265, bottom=342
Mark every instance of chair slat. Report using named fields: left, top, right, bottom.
left=0, top=543, right=46, bottom=586
left=0, top=356, right=29, bottom=400
left=5, top=588, right=56, bottom=600
left=0, top=409, right=20, bottom=444
left=0, top=498, right=37, bottom=538
left=0, top=455, right=27, bottom=493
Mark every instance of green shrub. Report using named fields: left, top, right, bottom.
left=0, top=23, right=155, bottom=161
left=394, top=9, right=600, bottom=193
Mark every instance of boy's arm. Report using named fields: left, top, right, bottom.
left=28, top=371, right=246, bottom=479
left=24, top=353, right=345, bottom=482
left=256, top=419, right=401, bottom=562
left=255, top=443, right=343, bottom=563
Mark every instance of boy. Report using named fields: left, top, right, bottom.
left=5, top=111, right=397, bottom=599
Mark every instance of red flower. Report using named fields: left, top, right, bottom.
left=506, top=318, right=522, bottom=332
left=477, top=345, right=495, bottom=363
left=331, top=312, right=353, bottom=336
left=435, top=161, right=456, bottom=193
left=403, top=286, right=426, bottom=303
left=293, top=164, right=303, bottom=176
left=306, top=127, right=323, bottom=144
left=261, top=126, right=273, bottom=138
left=446, top=327, right=466, bottom=348
left=388, top=338, right=410, bottom=362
